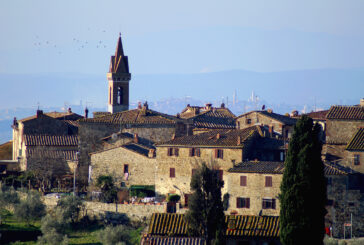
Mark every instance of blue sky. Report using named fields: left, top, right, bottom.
left=1, top=0, right=364, bottom=74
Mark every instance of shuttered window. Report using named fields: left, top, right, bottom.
left=265, top=176, right=272, bottom=187
left=170, top=168, right=175, bottom=178
left=215, top=149, right=224, bottom=159
left=240, top=176, right=247, bottom=186
left=236, top=197, right=250, bottom=208
left=262, top=198, right=276, bottom=209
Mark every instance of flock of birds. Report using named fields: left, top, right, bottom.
left=32, top=30, right=111, bottom=54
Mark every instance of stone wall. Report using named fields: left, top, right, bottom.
left=90, top=146, right=156, bottom=187
left=226, top=172, right=281, bottom=216
left=155, top=146, right=243, bottom=202
left=324, top=144, right=364, bottom=174
left=326, top=120, right=363, bottom=144
left=326, top=174, right=364, bottom=238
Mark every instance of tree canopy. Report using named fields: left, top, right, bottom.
left=185, top=162, right=225, bottom=245
left=279, top=115, right=327, bottom=245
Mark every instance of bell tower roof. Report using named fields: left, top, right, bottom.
left=109, top=33, right=129, bottom=74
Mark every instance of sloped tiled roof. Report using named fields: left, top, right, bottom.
left=26, top=148, right=78, bottom=161
left=19, top=111, right=83, bottom=123
left=326, top=106, right=364, bottom=120
left=122, top=143, right=154, bottom=157
left=100, top=132, right=133, bottom=141
left=63, top=120, right=80, bottom=128
left=228, top=161, right=285, bottom=174
left=190, top=110, right=236, bottom=129
left=237, top=111, right=297, bottom=125
left=148, top=213, right=280, bottom=238
left=141, top=235, right=204, bottom=245
left=80, top=109, right=186, bottom=125
left=228, top=161, right=349, bottom=176
left=305, top=110, right=329, bottom=120
left=180, top=105, right=235, bottom=119
left=157, top=126, right=260, bottom=147
left=346, top=128, right=364, bottom=151
left=24, top=135, right=78, bottom=146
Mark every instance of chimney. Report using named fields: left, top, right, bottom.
left=187, top=104, right=190, bottom=108
left=221, top=103, right=225, bottom=108
left=13, top=117, right=18, bottom=127
left=267, top=108, right=273, bottom=113
left=84, top=107, right=89, bottom=119
left=140, top=101, right=148, bottom=116
left=68, top=107, right=72, bottom=113
left=291, top=110, right=299, bottom=117
left=360, top=98, right=364, bottom=107
left=176, top=113, right=180, bottom=118
left=137, top=101, right=142, bottom=109
left=216, top=133, right=220, bottom=140
left=36, top=110, right=43, bottom=118
left=148, top=149, right=156, bottom=158
left=237, top=136, right=241, bottom=145
left=171, top=134, right=176, bottom=140
left=133, top=133, right=139, bottom=144
left=194, top=108, right=200, bottom=116
left=205, top=103, right=212, bottom=111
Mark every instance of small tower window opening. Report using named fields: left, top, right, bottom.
left=117, top=87, right=123, bottom=104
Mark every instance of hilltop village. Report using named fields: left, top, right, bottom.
left=1, top=35, right=364, bottom=244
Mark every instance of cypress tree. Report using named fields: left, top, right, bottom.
left=279, top=115, right=327, bottom=245
left=185, top=162, right=226, bottom=245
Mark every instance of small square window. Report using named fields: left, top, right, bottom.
left=262, top=198, right=276, bottom=209
left=265, top=176, right=272, bottom=187
left=215, top=149, right=223, bottom=159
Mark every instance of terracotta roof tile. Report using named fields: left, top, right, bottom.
left=141, top=236, right=204, bottom=245
left=24, top=135, right=78, bottom=146
left=148, top=213, right=280, bottom=238
left=346, top=128, right=364, bottom=151
left=26, top=148, right=78, bottom=161
left=122, top=143, right=154, bottom=157
left=304, top=110, right=329, bottom=120
left=191, top=110, right=236, bottom=129
left=19, top=111, right=83, bottom=123
left=228, top=161, right=285, bottom=174
left=80, top=109, right=186, bottom=125
left=180, top=105, right=235, bottom=119
left=228, top=161, right=349, bottom=176
left=326, top=106, right=364, bottom=120
left=157, top=126, right=259, bottom=147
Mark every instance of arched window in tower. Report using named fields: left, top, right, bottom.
left=117, top=87, right=123, bottom=105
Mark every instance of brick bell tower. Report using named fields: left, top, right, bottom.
left=107, top=33, right=131, bottom=113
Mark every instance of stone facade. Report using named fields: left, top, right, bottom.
left=236, top=111, right=296, bottom=139
left=90, top=145, right=156, bottom=188
left=226, top=172, right=281, bottom=216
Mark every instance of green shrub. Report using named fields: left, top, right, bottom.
left=14, top=190, right=46, bottom=225
left=37, top=208, right=70, bottom=245
left=98, top=225, right=132, bottom=245
left=167, top=194, right=180, bottom=202
left=56, top=195, right=84, bottom=224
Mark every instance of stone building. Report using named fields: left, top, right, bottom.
left=155, top=126, right=284, bottom=204
left=11, top=109, right=82, bottom=173
left=324, top=101, right=364, bottom=173
left=179, top=103, right=236, bottom=134
left=90, top=132, right=156, bottom=188
left=226, top=160, right=364, bottom=238
left=78, top=103, right=191, bottom=183
left=236, top=110, right=297, bottom=139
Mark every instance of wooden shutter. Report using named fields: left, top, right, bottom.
left=220, top=149, right=224, bottom=159
left=170, top=168, right=175, bottom=178
left=167, top=148, right=172, bottom=156
left=265, top=176, right=272, bottom=187
left=214, top=149, right=218, bottom=158
left=174, top=148, right=179, bottom=157
left=189, top=148, right=193, bottom=157
left=246, top=198, right=250, bottom=208
left=240, top=176, right=247, bottom=186
left=236, top=198, right=241, bottom=208
left=196, top=148, right=201, bottom=157
left=262, top=199, right=266, bottom=209
left=272, top=199, right=276, bottom=209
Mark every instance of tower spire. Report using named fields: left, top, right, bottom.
left=115, top=33, right=124, bottom=58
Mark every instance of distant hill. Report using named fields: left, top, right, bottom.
left=0, top=68, right=362, bottom=110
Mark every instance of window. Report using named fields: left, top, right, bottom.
left=280, top=152, right=284, bottom=161
left=246, top=118, right=251, bottom=124
left=117, top=87, right=123, bottom=104
left=265, top=176, right=272, bottom=187
left=167, top=148, right=179, bottom=157
left=123, top=164, right=129, bottom=174
left=262, top=198, right=276, bottom=209
left=190, top=148, right=201, bottom=157
left=237, top=197, right=250, bottom=208
left=170, top=168, right=175, bottom=178
left=215, top=149, right=224, bottom=159
left=354, top=154, right=360, bottom=165
left=240, top=176, right=247, bottom=186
